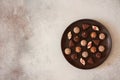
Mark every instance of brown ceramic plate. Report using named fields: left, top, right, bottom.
left=61, top=19, right=112, bottom=69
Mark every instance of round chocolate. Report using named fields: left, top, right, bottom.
left=61, top=19, right=112, bottom=69
left=99, top=33, right=106, bottom=40
left=75, top=46, right=81, bottom=53
left=82, top=51, right=88, bottom=58
left=98, top=45, right=105, bottom=52
left=73, top=26, right=80, bottom=34
left=91, top=32, right=97, bottom=38
left=64, top=48, right=71, bottom=55
left=81, top=40, right=87, bottom=46
left=90, top=46, right=97, bottom=53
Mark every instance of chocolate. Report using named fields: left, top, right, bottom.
left=75, top=46, right=81, bottom=53
left=87, top=58, right=94, bottom=64
left=98, top=45, right=105, bottom=52
left=93, top=40, right=100, bottom=45
left=91, top=32, right=97, bottom=38
left=64, top=48, right=71, bottom=55
left=73, top=36, right=80, bottom=42
left=80, top=58, right=86, bottom=65
left=82, top=24, right=89, bottom=30
left=69, top=40, right=75, bottom=47
left=61, top=19, right=112, bottom=69
left=82, top=32, right=87, bottom=38
left=82, top=51, right=88, bottom=58
left=96, top=52, right=101, bottom=59
left=99, top=33, right=105, bottom=40
left=67, top=31, right=72, bottom=39
left=81, top=40, right=87, bottom=46
left=71, top=54, right=77, bottom=60
left=92, top=25, right=99, bottom=31
left=73, top=26, right=80, bottom=34
left=90, top=46, right=97, bottom=53
left=87, top=41, right=92, bottom=49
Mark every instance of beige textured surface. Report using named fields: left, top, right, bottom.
left=0, top=0, right=120, bottom=80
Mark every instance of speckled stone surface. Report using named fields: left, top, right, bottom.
left=0, top=0, right=120, bottom=80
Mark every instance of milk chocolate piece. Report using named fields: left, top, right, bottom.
left=98, top=45, right=105, bottom=52
left=75, top=46, right=81, bottom=53
left=90, top=46, right=97, bottom=53
left=81, top=40, right=87, bottom=46
left=64, top=48, right=71, bottom=55
left=82, top=51, right=88, bottom=58
left=73, top=26, right=80, bottom=34
left=99, top=33, right=105, bottom=40
left=91, top=32, right=97, bottom=38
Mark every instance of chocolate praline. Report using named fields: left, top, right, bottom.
left=91, top=32, right=97, bottom=38
left=81, top=40, right=87, bottom=46
left=82, top=32, right=87, bottom=38
left=71, top=54, right=77, bottom=60
left=73, top=36, right=80, bottom=42
left=75, top=46, right=81, bottom=53
left=69, top=40, right=74, bottom=47
left=90, top=46, right=97, bottom=53
left=98, top=45, right=105, bottom=52
left=64, top=48, right=71, bottom=55
left=73, top=26, right=80, bottom=34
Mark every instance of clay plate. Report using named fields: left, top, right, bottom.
left=61, top=19, right=112, bottom=69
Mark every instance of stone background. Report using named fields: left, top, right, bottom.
left=0, top=0, right=120, bottom=80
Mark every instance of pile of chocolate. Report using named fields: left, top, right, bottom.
left=61, top=19, right=112, bottom=69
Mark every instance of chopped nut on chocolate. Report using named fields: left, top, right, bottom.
left=99, top=33, right=105, bottom=40
left=67, top=31, right=72, bottom=39
left=98, top=45, right=105, bottom=52
left=93, top=40, right=100, bottom=45
left=96, top=52, right=102, bottom=59
left=87, top=58, right=94, bottom=64
left=80, top=58, right=86, bottom=65
left=82, top=32, right=87, bottom=38
left=69, top=40, right=75, bottom=47
left=75, top=46, right=81, bottom=53
left=64, top=48, right=71, bottom=55
left=91, top=32, right=97, bottom=38
left=71, top=54, right=78, bottom=60
left=73, top=36, right=80, bottom=42
left=92, top=25, right=99, bottom=31
left=73, top=26, right=80, bottom=34
left=82, top=24, right=89, bottom=30
left=81, top=40, right=87, bottom=46
left=90, top=46, right=97, bottom=53
left=82, top=51, right=88, bottom=58
left=87, top=41, right=92, bottom=49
